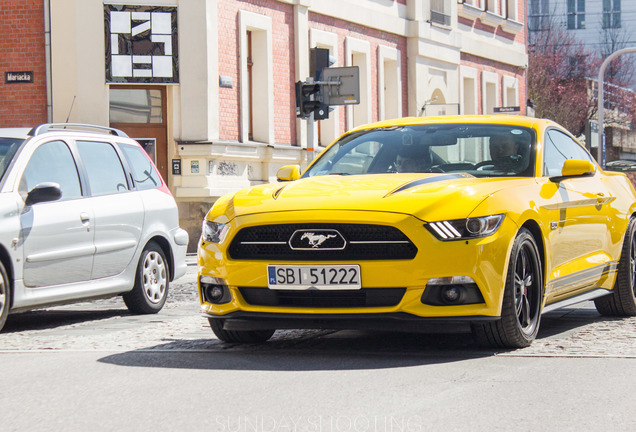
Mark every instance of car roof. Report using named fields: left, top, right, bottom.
left=346, top=115, right=551, bottom=134
left=0, top=128, right=31, bottom=139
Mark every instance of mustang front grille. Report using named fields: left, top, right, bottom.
left=238, top=287, right=406, bottom=308
left=228, top=223, right=418, bottom=261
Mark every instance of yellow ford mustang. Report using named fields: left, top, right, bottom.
left=198, top=115, right=636, bottom=348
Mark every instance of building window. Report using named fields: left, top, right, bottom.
left=567, top=0, right=585, bottom=29
left=505, top=0, right=518, bottom=20
left=431, top=0, right=451, bottom=26
left=378, top=45, right=401, bottom=121
left=485, top=0, right=502, bottom=16
left=239, top=11, right=274, bottom=144
left=482, top=71, right=499, bottom=115
left=603, top=0, right=621, bottom=29
left=104, top=5, right=179, bottom=84
left=346, top=38, right=371, bottom=130
left=502, top=75, right=518, bottom=109
left=109, top=88, right=163, bottom=123
left=461, top=66, right=478, bottom=115
left=529, top=0, right=551, bottom=31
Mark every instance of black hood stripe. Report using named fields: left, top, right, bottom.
left=272, top=185, right=287, bottom=200
left=386, top=173, right=474, bottom=197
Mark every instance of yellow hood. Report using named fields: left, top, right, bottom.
left=215, top=174, right=522, bottom=222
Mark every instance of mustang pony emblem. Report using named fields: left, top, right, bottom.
left=300, top=232, right=336, bottom=248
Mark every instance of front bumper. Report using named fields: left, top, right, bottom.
left=205, top=311, right=499, bottom=333
left=198, top=210, right=516, bottom=325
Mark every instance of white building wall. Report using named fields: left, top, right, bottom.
left=48, top=0, right=528, bottom=250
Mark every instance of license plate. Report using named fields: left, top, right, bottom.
left=267, top=265, right=361, bottom=290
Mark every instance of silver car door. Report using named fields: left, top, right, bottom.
left=19, top=140, right=95, bottom=287
left=75, top=140, right=144, bottom=279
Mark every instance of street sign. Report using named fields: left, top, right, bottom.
left=321, top=66, right=360, bottom=106
left=5, top=71, right=33, bottom=84
left=493, top=106, right=520, bottom=114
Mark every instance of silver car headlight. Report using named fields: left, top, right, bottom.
left=201, top=220, right=228, bottom=243
left=426, top=214, right=504, bottom=241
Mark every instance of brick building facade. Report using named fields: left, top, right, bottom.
left=0, top=0, right=47, bottom=127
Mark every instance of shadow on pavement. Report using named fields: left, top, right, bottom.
left=3, top=307, right=129, bottom=333
left=97, top=303, right=618, bottom=371
left=98, top=329, right=505, bottom=371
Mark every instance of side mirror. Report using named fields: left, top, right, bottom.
left=550, top=159, right=595, bottom=182
left=25, top=182, right=62, bottom=206
left=276, top=165, right=301, bottom=182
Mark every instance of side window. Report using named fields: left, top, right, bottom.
left=543, top=130, right=593, bottom=177
left=120, top=144, right=161, bottom=190
left=77, top=141, right=129, bottom=196
left=20, top=140, right=82, bottom=200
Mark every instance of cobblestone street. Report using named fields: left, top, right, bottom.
left=2, top=261, right=636, bottom=357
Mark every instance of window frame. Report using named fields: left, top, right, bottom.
left=543, top=128, right=594, bottom=177
left=75, top=140, right=131, bottom=197
left=119, top=142, right=162, bottom=191
left=19, top=139, right=84, bottom=201
left=567, top=0, right=586, bottom=30
left=602, top=0, right=621, bottom=29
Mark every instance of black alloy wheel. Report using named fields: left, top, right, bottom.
left=595, top=217, right=636, bottom=316
left=472, top=228, right=543, bottom=348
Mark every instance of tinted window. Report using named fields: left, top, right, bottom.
left=120, top=144, right=161, bottom=190
left=77, top=141, right=129, bottom=196
left=303, top=124, right=536, bottom=178
left=543, top=129, right=593, bottom=177
left=20, top=140, right=82, bottom=200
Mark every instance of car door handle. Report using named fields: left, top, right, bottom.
left=80, top=212, right=91, bottom=225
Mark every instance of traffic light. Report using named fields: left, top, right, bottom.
left=295, top=81, right=329, bottom=120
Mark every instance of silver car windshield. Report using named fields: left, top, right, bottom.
left=303, top=124, right=536, bottom=178
left=0, top=138, right=23, bottom=181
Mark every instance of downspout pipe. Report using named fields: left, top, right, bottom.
left=597, top=47, right=636, bottom=169
left=43, top=0, right=53, bottom=122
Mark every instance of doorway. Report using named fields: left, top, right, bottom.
left=109, top=86, right=169, bottom=182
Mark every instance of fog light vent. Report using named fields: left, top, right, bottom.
left=200, top=276, right=231, bottom=304
left=421, top=276, right=485, bottom=306
left=441, top=286, right=462, bottom=304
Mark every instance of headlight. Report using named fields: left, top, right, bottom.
left=426, top=215, right=504, bottom=241
left=201, top=220, right=228, bottom=243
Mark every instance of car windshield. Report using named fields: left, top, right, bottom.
left=0, top=137, right=23, bottom=181
left=303, top=124, right=536, bottom=178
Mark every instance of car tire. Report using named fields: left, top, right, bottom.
left=472, top=228, right=543, bottom=348
left=0, top=261, right=10, bottom=332
left=594, top=217, right=636, bottom=316
left=208, top=318, right=275, bottom=343
left=123, top=241, right=169, bottom=314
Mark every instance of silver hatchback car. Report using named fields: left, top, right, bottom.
left=0, top=124, right=189, bottom=331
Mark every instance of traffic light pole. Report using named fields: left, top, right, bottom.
left=295, top=65, right=360, bottom=164
left=307, top=111, right=316, bottom=162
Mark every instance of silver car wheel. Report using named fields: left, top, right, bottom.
left=0, top=261, right=10, bottom=331
left=142, top=251, right=167, bottom=304
left=0, top=279, right=6, bottom=317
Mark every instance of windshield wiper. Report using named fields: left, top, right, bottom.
left=328, top=172, right=351, bottom=176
